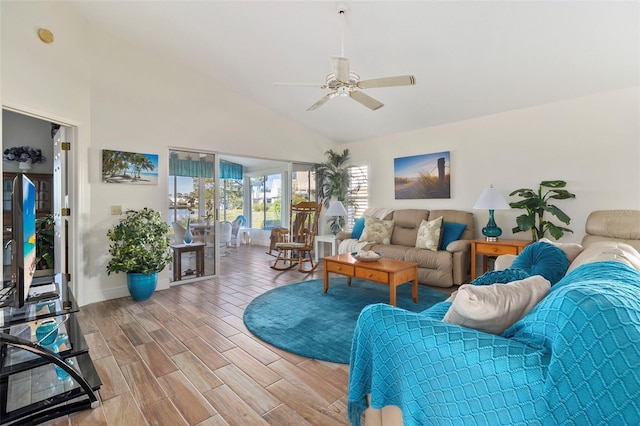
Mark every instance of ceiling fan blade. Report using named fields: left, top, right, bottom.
left=273, top=82, right=326, bottom=88
left=350, top=90, right=384, bottom=111
left=307, top=92, right=338, bottom=111
left=358, top=75, right=416, bottom=89
left=330, top=56, right=350, bottom=82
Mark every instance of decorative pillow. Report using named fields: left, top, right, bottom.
left=415, top=216, right=443, bottom=251
left=511, top=242, right=569, bottom=285
left=359, top=216, right=394, bottom=244
left=443, top=275, right=551, bottom=335
left=351, top=217, right=366, bottom=240
left=439, top=222, right=467, bottom=250
left=539, top=238, right=584, bottom=263
left=470, top=268, right=531, bottom=286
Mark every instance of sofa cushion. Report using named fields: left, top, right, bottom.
left=511, top=242, right=569, bottom=285
left=567, top=241, right=640, bottom=273
left=443, top=275, right=551, bottom=335
left=359, top=216, right=394, bottom=244
left=352, top=217, right=366, bottom=240
left=390, top=209, right=429, bottom=246
left=416, top=216, right=443, bottom=251
left=471, top=268, right=531, bottom=286
left=439, top=222, right=467, bottom=250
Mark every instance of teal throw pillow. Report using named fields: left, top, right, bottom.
left=471, top=268, right=531, bottom=286
left=352, top=217, right=366, bottom=240
left=439, top=222, right=467, bottom=250
left=511, top=241, right=569, bottom=285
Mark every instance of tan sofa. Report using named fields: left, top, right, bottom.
left=337, top=209, right=475, bottom=288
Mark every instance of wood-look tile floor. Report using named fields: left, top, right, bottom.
left=46, top=245, right=451, bottom=425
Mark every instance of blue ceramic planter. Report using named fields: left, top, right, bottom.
left=126, top=272, right=158, bottom=301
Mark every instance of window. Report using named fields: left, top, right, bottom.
left=250, top=173, right=283, bottom=229
left=292, top=163, right=317, bottom=203
left=347, top=164, right=368, bottom=227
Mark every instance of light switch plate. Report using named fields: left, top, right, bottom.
left=111, top=205, right=122, bottom=215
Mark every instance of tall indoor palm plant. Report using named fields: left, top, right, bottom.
left=316, top=149, right=353, bottom=234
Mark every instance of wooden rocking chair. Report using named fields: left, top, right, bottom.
left=271, top=201, right=322, bottom=273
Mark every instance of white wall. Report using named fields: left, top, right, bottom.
left=346, top=87, right=640, bottom=243
left=1, top=1, right=335, bottom=305
left=2, top=110, right=54, bottom=175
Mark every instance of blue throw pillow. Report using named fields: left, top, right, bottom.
left=471, top=268, right=531, bottom=286
left=439, top=222, right=467, bottom=250
left=511, top=241, right=569, bottom=285
left=352, top=217, right=366, bottom=240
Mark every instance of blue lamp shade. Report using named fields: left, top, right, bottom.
left=473, top=185, right=510, bottom=241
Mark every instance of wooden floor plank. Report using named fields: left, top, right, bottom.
left=202, top=385, right=269, bottom=426
left=157, top=370, right=217, bottom=425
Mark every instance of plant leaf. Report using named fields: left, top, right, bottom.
left=540, top=180, right=567, bottom=188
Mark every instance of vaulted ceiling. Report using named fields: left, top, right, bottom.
left=70, top=1, right=638, bottom=143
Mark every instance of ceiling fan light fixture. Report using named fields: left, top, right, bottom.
left=337, top=87, right=350, bottom=97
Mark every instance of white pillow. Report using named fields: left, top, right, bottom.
left=567, top=241, right=640, bottom=273
left=415, top=216, right=443, bottom=251
left=443, top=275, right=551, bottom=335
left=359, top=216, right=394, bottom=245
left=539, top=238, right=584, bottom=263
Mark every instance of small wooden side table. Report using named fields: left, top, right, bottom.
left=171, top=242, right=205, bottom=281
left=470, top=239, right=531, bottom=280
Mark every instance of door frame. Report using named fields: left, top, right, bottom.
left=1, top=105, right=81, bottom=301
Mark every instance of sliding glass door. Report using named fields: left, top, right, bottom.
left=168, top=150, right=217, bottom=281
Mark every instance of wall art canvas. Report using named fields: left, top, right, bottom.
left=102, top=149, right=159, bottom=185
left=394, top=151, right=450, bottom=199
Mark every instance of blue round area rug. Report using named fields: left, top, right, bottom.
left=243, top=277, right=449, bottom=364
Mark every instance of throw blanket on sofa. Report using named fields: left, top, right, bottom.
left=348, top=261, right=640, bottom=425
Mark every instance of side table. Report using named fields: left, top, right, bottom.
left=470, top=238, right=531, bottom=280
left=170, top=242, right=205, bottom=281
left=314, top=234, right=337, bottom=262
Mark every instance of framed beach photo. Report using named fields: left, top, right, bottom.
left=102, top=149, right=159, bottom=185
left=394, top=151, right=450, bottom=199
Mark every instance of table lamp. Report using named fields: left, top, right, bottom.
left=473, top=185, right=510, bottom=241
left=325, top=200, right=348, bottom=235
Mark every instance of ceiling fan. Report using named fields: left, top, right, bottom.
left=274, top=6, right=416, bottom=111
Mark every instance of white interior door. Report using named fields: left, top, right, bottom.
left=52, top=127, right=67, bottom=276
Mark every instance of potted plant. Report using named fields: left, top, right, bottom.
left=316, top=149, right=357, bottom=234
left=106, top=208, right=172, bottom=301
left=35, top=214, right=55, bottom=276
left=509, top=180, right=576, bottom=241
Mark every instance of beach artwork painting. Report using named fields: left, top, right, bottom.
left=102, top=149, right=159, bottom=185
left=394, top=151, right=451, bottom=199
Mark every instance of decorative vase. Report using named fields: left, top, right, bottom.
left=35, top=319, right=58, bottom=345
left=126, top=271, right=158, bottom=301
left=18, top=159, right=32, bottom=171
left=183, top=218, right=193, bottom=244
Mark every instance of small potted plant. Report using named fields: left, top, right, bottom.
left=106, top=208, right=172, bottom=300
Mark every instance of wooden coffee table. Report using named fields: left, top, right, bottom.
left=323, top=253, right=418, bottom=306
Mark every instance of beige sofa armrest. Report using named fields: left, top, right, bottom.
left=448, top=240, right=472, bottom=285
left=495, top=254, right=517, bottom=271
left=445, top=239, right=470, bottom=253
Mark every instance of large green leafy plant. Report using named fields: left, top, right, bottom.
left=316, top=149, right=356, bottom=233
left=106, top=208, right=172, bottom=275
left=509, top=180, right=576, bottom=241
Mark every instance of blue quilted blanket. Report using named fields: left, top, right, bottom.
left=348, top=261, right=640, bottom=425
